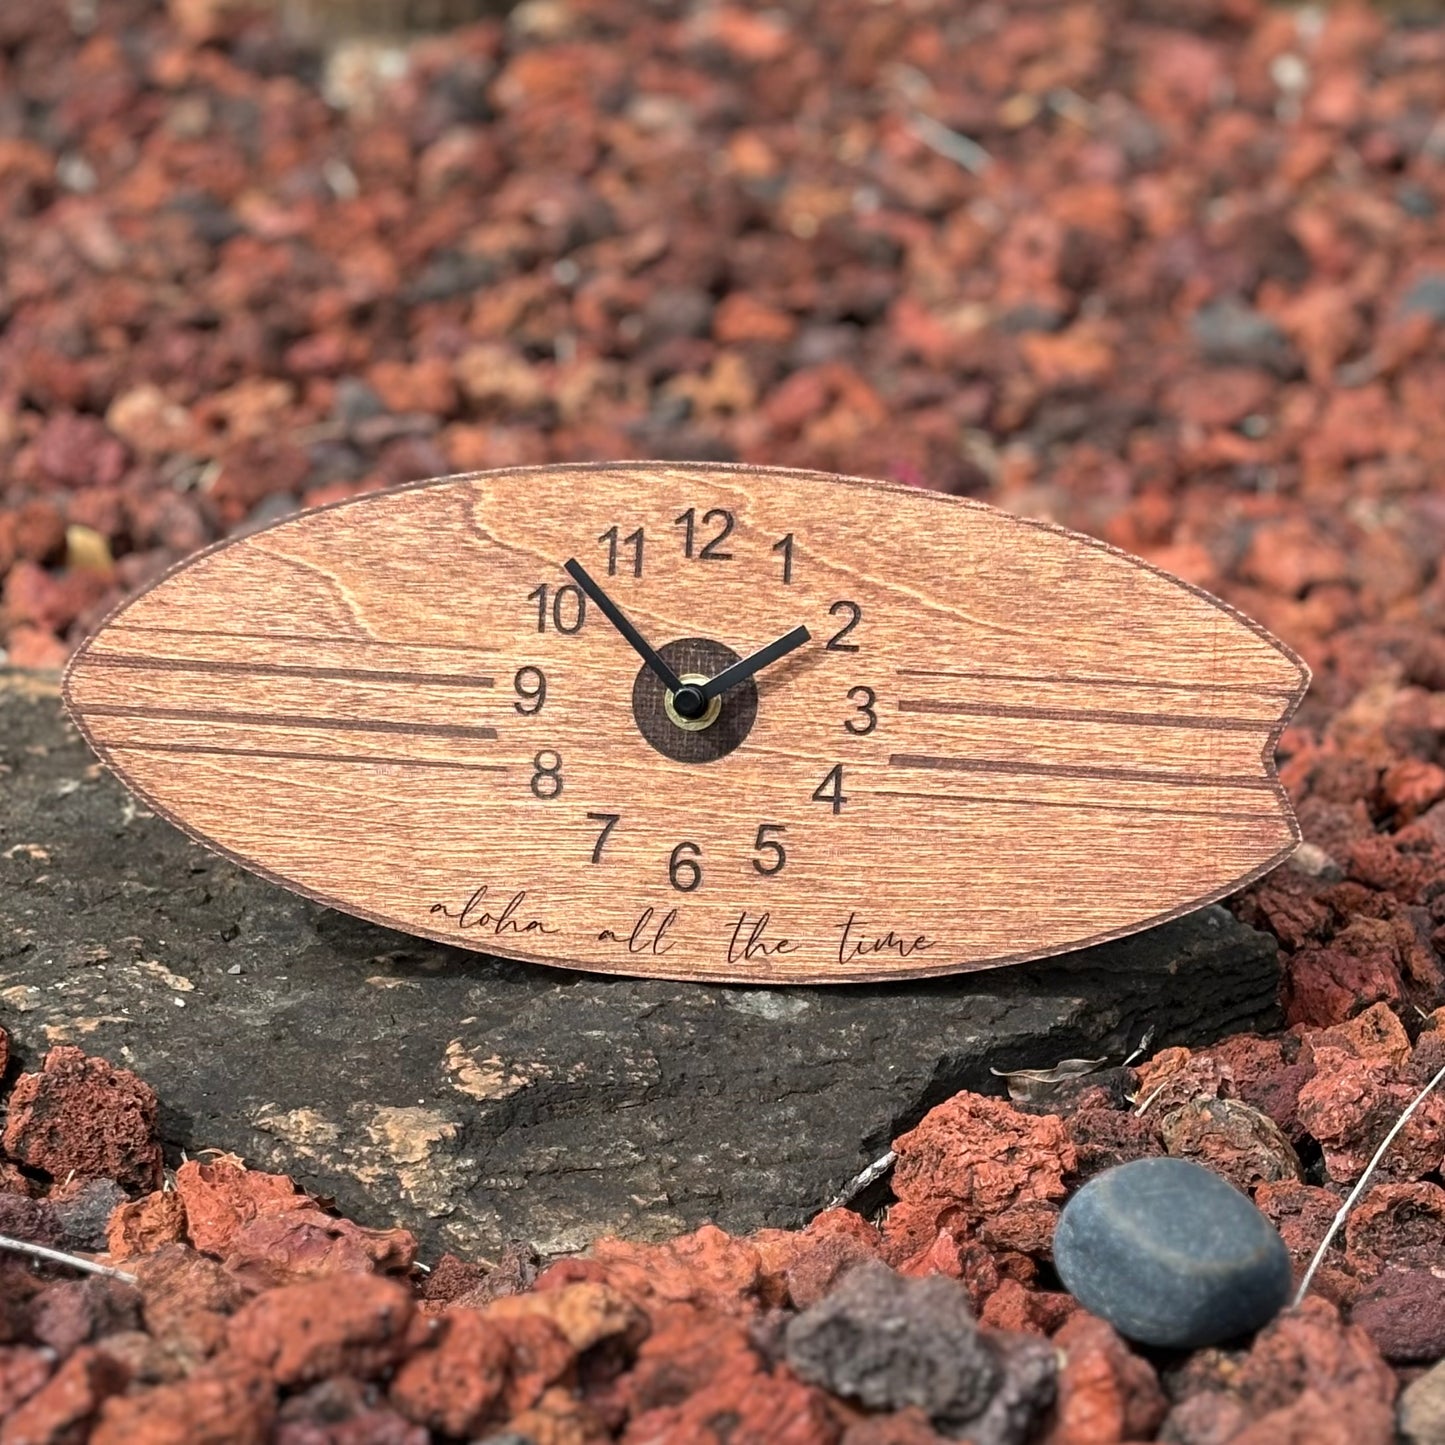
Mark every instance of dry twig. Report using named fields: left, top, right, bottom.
left=1294, top=1059, right=1445, bottom=1306
left=0, top=1233, right=138, bottom=1284
left=825, top=1150, right=896, bottom=1211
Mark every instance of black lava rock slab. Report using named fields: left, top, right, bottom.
left=1053, top=1156, right=1294, bottom=1348
left=1, top=673, right=1283, bottom=1258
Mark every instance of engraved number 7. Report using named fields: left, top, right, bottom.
left=587, top=812, right=620, bottom=863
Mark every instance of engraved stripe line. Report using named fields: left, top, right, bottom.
left=871, top=789, right=1275, bottom=822
left=898, top=699, right=1272, bottom=731
left=105, top=742, right=508, bottom=772
left=895, top=667, right=1296, bottom=697
left=888, top=753, right=1273, bottom=790
left=107, top=624, right=491, bottom=654
left=80, top=704, right=497, bottom=740
left=84, top=653, right=494, bottom=689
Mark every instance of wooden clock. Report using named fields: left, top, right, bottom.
left=62, top=463, right=1308, bottom=984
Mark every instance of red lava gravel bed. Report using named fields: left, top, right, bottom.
left=3, top=0, right=1445, bottom=1439
left=0, top=1014, right=1441, bottom=1444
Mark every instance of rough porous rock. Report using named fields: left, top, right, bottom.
left=1042, top=1312, right=1167, bottom=1445
left=89, top=1362, right=276, bottom=1445
left=1053, top=1157, right=1292, bottom=1349
left=172, top=1157, right=313, bottom=1258
left=785, top=1261, right=997, bottom=1420
left=1, top=673, right=1282, bottom=1256
left=0, top=1345, right=129, bottom=1445
left=106, top=1191, right=188, bottom=1262
left=49, top=1179, right=128, bottom=1254
left=0, top=1045, right=162, bottom=1194
left=0, top=1348, right=52, bottom=1420
left=1350, top=1270, right=1445, bottom=1364
left=1160, top=1296, right=1398, bottom=1445
left=226, top=1275, right=417, bottom=1387
left=1344, top=1182, right=1445, bottom=1275
left=784, top=1260, right=1054, bottom=1441
left=388, top=1308, right=511, bottom=1438
left=883, top=1093, right=1075, bottom=1269
left=1157, top=1096, right=1304, bottom=1192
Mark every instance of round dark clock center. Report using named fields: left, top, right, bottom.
left=631, top=637, right=758, bottom=763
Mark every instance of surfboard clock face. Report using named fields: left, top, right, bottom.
left=63, top=463, right=1308, bottom=984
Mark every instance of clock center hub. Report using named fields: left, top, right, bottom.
left=632, top=637, right=759, bottom=764
left=664, top=674, right=721, bottom=731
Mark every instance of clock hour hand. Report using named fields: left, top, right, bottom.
left=562, top=558, right=692, bottom=702
left=700, top=625, right=812, bottom=701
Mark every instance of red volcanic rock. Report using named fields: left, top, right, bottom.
left=1253, top=1181, right=1354, bottom=1296
left=389, top=1308, right=511, bottom=1437
left=618, top=1304, right=757, bottom=1419
left=1062, top=1106, right=1165, bottom=1179
left=106, top=1189, right=188, bottom=1261
left=770, top=1211, right=885, bottom=1311
left=172, top=1157, right=313, bottom=1257
left=90, top=1362, right=276, bottom=1445
left=1226, top=1387, right=1396, bottom=1445
left=542, top=1224, right=770, bottom=1315
left=0, top=1349, right=53, bottom=1419
left=885, top=1093, right=1074, bottom=1263
left=1309, top=1003, right=1415, bottom=1069
left=489, top=1311, right=576, bottom=1415
left=0, top=1193, right=62, bottom=1248
left=1040, top=1312, right=1166, bottom=1445
left=1284, top=923, right=1409, bottom=1030
left=1380, top=759, right=1445, bottom=821
left=976, top=1279, right=1079, bottom=1337
left=276, top=1376, right=428, bottom=1445
left=1, top=1046, right=162, bottom=1193
left=1297, top=1052, right=1445, bottom=1185
left=365, top=357, right=458, bottom=417
left=485, top=1281, right=648, bottom=1356
left=624, top=1359, right=840, bottom=1445
left=1132, top=1047, right=1236, bottom=1115
left=1235, top=1296, right=1396, bottom=1407
left=1160, top=1296, right=1397, bottom=1445
left=1158, top=1097, right=1304, bottom=1192
left=976, top=1199, right=1061, bottom=1257
left=506, top=1385, right=612, bottom=1444
left=221, top=1208, right=417, bottom=1289
left=837, top=1408, right=951, bottom=1444
left=30, top=1277, right=141, bottom=1357
left=227, top=1275, right=417, bottom=1387
left=31, top=412, right=128, bottom=490
left=1344, top=1182, right=1445, bottom=1275
left=0, top=1345, right=129, bottom=1445
left=133, top=1245, right=247, bottom=1364
left=0, top=501, right=66, bottom=570
left=1, top=560, right=112, bottom=637
left=416, top=1241, right=539, bottom=1313
left=751, top=1208, right=884, bottom=1312
left=1350, top=1269, right=1445, bottom=1363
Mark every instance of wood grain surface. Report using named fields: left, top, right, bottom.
left=63, top=463, right=1309, bottom=983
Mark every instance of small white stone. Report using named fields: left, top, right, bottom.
left=1288, top=841, right=1341, bottom=879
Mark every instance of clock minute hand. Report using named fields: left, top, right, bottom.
left=700, top=625, right=812, bottom=701
left=563, top=558, right=687, bottom=696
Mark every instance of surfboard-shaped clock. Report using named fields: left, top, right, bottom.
left=63, top=463, right=1308, bottom=984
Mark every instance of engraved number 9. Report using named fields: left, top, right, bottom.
left=514, top=666, right=547, bottom=715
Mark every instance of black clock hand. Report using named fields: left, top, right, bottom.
left=562, top=558, right=696, bottom=706
left=700, top=625, right=811, bottom=701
